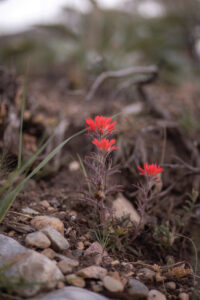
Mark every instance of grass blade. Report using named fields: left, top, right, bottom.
left=0, top=128, right=86, bottom=222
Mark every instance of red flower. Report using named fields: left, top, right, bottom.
left=86, top=115, right=116, bottom=134
left=92, top=138, right=116, bottom=152
left=137, top=163, right=163, bottom=177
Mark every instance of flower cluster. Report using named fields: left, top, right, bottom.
left=86, top=115, right=116, bottom=152
left=137, top=163, right=163, bottom=177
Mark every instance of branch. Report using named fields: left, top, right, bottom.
left=85, top=65, right=158, bottom=101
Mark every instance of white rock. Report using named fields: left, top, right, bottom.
left=25, top=231, right=51, bottom=249
left=69, top=161, right=80, bottom=171
left=113, top=193, right=140, bottom=224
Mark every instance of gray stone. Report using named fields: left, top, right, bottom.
left=103, top=275, right=124, bottom=292
left=30, top=286, right=108, bottom=300
left=0, top=234, right=64, bottom=297
left=148, top=290, right=166, bottom=300
left=128, top=278, right=149, bottom=299
left=25, top=232, right=51, bottom=249
left=41, top=226, right=69, bottom=251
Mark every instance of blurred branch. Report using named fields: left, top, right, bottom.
left=86, top=65, right=158, bottom=101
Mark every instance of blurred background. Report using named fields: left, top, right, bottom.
left=0, top=0, right=200, bottom=85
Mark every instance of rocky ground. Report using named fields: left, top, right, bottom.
left=0, top=68, right=200, bottom=300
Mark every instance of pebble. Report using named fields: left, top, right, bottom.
left=148, top=290, right=167, bottom=300
left=179, top=293, right=189, bottom=300
left=40, top=200, right=50, bottom=208
left=22, top=207, right=39, bottom=215
left=128, top=278, right=149, bottom=299
left=30, top=286, right=108, bottom=300
left=31, top=216, right=64, bottom=235
left=77, top=266, right=107, bottom=279
left=57, top=257, right=79, bottom=274
left=66, top=274, right=86, bottom=288
left=41, top=248, right=56, bottom=259
left=0, top=234, right=64, bottom=297
left=166, top=281, right=176, bottom=290
left=138, top=268, right=156, bottom=281
left=84, top=241, right=105, bottom=256
left=69, top=161, right=80, bottom=171
left=41, top=226, right=69, bottom=251
left=25, top=231, right=51, bottom=249
left=103, top=275, right=124, bottom=292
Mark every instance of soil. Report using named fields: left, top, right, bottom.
left=0, top=70, right=200, bottom=299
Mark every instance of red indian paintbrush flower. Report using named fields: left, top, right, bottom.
left=137, top=163, right=163, bottom=177
left=86, top=115, right=116, bottom=135
left=93, top=138, right=116, bottom=152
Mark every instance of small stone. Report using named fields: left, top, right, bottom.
left=77, top=266, right=107, bottom=279
left=113, top=193, right=140, bottom=224
left=40, top=200, right=50, bottom=208
left=48, top=207, right=57, bottom=212
left=41, top=248, right=55, bottom=259
left=103, top=276, right=124, bottom=292
left=41, top=226, right=69, bottom=251
left=57, top=257, right=79, bottom=274
left=179, top=293, right=189, bottom=300
left=69, top=161, right=80, bottom=171
left=166, top=281, right=176, bottom=290
left=138, top=268, right=156, bottom=281
left=77, top=241, right=84, bottom=250
left=84, top=241, right=105, bottom=256
left=25, top=232, right=51, bottom=249
left=66, top=274, right=85, bottom=288
left=148, top=290, right=167, bottom=300
left=22, top=207, right=39, bottom=215
left=31, top=216, right=64, bottom=235
left=128, top=278, right=149, bottom=299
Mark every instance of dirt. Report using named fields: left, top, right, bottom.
left=0, top=70, right=200, bottom=299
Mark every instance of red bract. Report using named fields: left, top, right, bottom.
left=93, top=138, right=116, bottom=152
left=86, top=115, right=116, bottom=134
left=137, top=163, right=163, bottom=177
